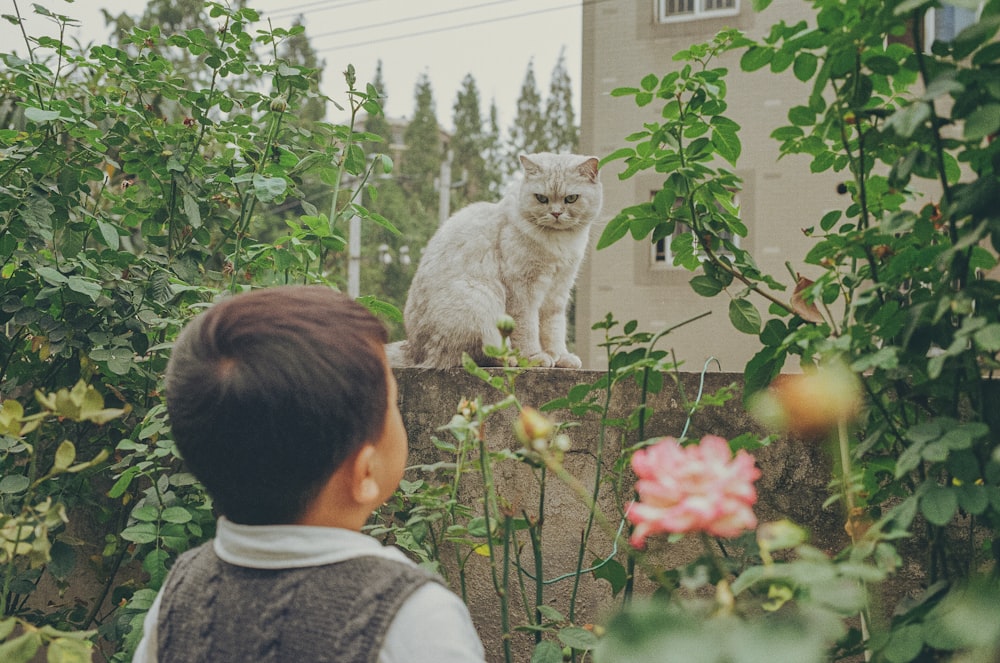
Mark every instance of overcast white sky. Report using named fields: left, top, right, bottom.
left=3, top=0, right=583, bottom=133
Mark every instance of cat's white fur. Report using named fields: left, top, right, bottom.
left=395, top=153, right=602, bottom=369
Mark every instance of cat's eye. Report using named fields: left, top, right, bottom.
left=535, top=194, right=549, bottom=204
left=564, top=194, right=579, bottom=204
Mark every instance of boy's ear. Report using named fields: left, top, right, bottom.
left=350, top=444, right=381, bottom=506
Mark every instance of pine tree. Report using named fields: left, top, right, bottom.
left=484, top=99, right=505, bottom=198
left=507, top=59, right=548, bottom=165
left=363, top=60, right=395, bottom=164
left=450, top=74, right=488, bottom=207
left=401, top=73, right=443, bottom=211
left=544, top=48, right=579, bottom=153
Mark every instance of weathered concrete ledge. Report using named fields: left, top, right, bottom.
left=396, top=367, right=849, bottom=662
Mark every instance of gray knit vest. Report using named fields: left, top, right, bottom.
left=156, top=543, right=438, bottom=663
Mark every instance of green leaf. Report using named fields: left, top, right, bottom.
left=558, top=626, right=599, bottom=650
left=48, top=540, right=76, bottom=581
left=974, top=323, right=1000, bottom=351
left=600, top=147, right=635, bottom=166
left=537, top=605, right=566, bottom=622
left=865, top=55, right=900, bottom=75
left=0, top=618, right=14, bottom=641
left=183, top=193, right=203, bottom=228
left=711, top=124, right=741, bottom=165
left=895, top=441, right=927, bottom=479
left=958, top=485, right=989, bottom=515
left=97, top=220, right=120, bottom=250
left=108, top=466, right=142, bottom=499
left=906, top=421, right=943, bottom=444
left=921, top=485, right=958, bottom=526
left=160, top=506, right=193, bottom=524
left=883, top=623, right=924, bottom=663
left=53, top=440, right=76, bottom=472
left=0, top=474, right=29, bottom=494
left=740, top=46, right=773, bottom=72
left=530, top=641, right=563, bottom=663
left=24, top=107, right=61, bottom=122
left=0, top=631, right=41, bottom=663
left=792, top=52, right=818, bottom=81
left=252, top=175, right=287, bottom=202
left=592, top=558, right=629, bottom=597
left=66, top=276, right=102, bottom=301
left=45, top=637, right=94, bottom=663
left=729, top=299, right=761, bottom=334
left=120, top=522, right=157, bottom=544
left=689, top=274, right=724, bottom=296
left=597, top=214, right=632, bottom=250
left=788, top=105, right=816, bottom=126
left=356, top=296, right=402, bottom=323
left=35, top=266, right=68, bottom=285
left=142, top=549, right=171, bottom=589
left=887, top=103, right=931, bottom=138
left=964, top=104, right=1000, bottom=141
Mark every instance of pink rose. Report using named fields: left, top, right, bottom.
left=627, top=435, right=761, bottom=547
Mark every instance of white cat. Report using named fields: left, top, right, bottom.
left=394, top=153, right=602, bottom=369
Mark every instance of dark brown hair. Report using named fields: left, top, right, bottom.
left=165, top=286, right=389, bottom=525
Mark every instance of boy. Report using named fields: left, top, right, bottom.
left=132, top=285, right=486, bottom=663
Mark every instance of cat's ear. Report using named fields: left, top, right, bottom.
left=519, top=154, right=542, bottom=176
left=577, top=157, right=600, bottom=183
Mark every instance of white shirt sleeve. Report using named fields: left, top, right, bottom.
left=130, top=591, right=162, bottom=663
left=379, top=582, right=486, bottom=663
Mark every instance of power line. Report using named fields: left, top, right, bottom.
left=264, top=0, right=387, bottom=21
left=307, top=0, right=522, bottom=41
left=311, top=0, right=597, bottom=53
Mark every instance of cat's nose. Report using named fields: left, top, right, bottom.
left=552, top=211, right=562, bottom=218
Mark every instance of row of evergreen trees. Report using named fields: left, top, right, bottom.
left=359, top=54, right=580, bottom=329
left=100, top=0, right=579, bottom=335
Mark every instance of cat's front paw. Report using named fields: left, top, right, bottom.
left=523, top=352, right=556, bottom=368
left=553, top=353, right=582, bottom=369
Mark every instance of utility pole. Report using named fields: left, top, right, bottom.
left=347, top=214, right=360, bottom=298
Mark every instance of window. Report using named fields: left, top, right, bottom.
left=652, top=223, right=740, bottom=268
left=657, top=0, right=739, bottom=23
left=926, top=4, right=980, bottom=43
left=889, top=3, right=982, bottom=51
left=652, top=193, right=741, bottom=268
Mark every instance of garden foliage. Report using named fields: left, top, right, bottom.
left=2, top=0, right=1000, bottom=662
left=1, top=1, right=396, bottom=659
left=595, top=0, right=1000, bottom=660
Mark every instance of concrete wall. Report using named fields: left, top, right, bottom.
left=396, top=367, right=849, bottom=662
left=33, top=367, right=923, bottom=662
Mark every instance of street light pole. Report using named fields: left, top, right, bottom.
left=347, top=214, right=360, bottom=298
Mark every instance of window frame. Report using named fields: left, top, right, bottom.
left=651, top=192, right=742, bottom=270
left=656, top=0, right=740, bottom=24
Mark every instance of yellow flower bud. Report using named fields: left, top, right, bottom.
left=514, top=406, right=553, bottom=445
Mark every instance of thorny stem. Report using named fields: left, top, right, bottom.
left=837, top=417, right=872, bottom=660
left=476, top=429, right=512, bottom=663
left=533, top=468, right=545, bottom=643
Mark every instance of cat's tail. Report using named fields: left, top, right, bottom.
left=384, top=340, right=411, bottom=368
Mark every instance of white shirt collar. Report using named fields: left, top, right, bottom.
left=213, top=517, right=412, bottom=570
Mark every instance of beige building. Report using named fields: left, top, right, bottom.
left=574, top=1, right=975, bottom=372
left=575, top=0, right=841, bottom=373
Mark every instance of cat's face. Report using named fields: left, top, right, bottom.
left=518, top=153, right=602, bottom=231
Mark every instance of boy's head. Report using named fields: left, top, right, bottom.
left=165, top=285, right=395, bottom=525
